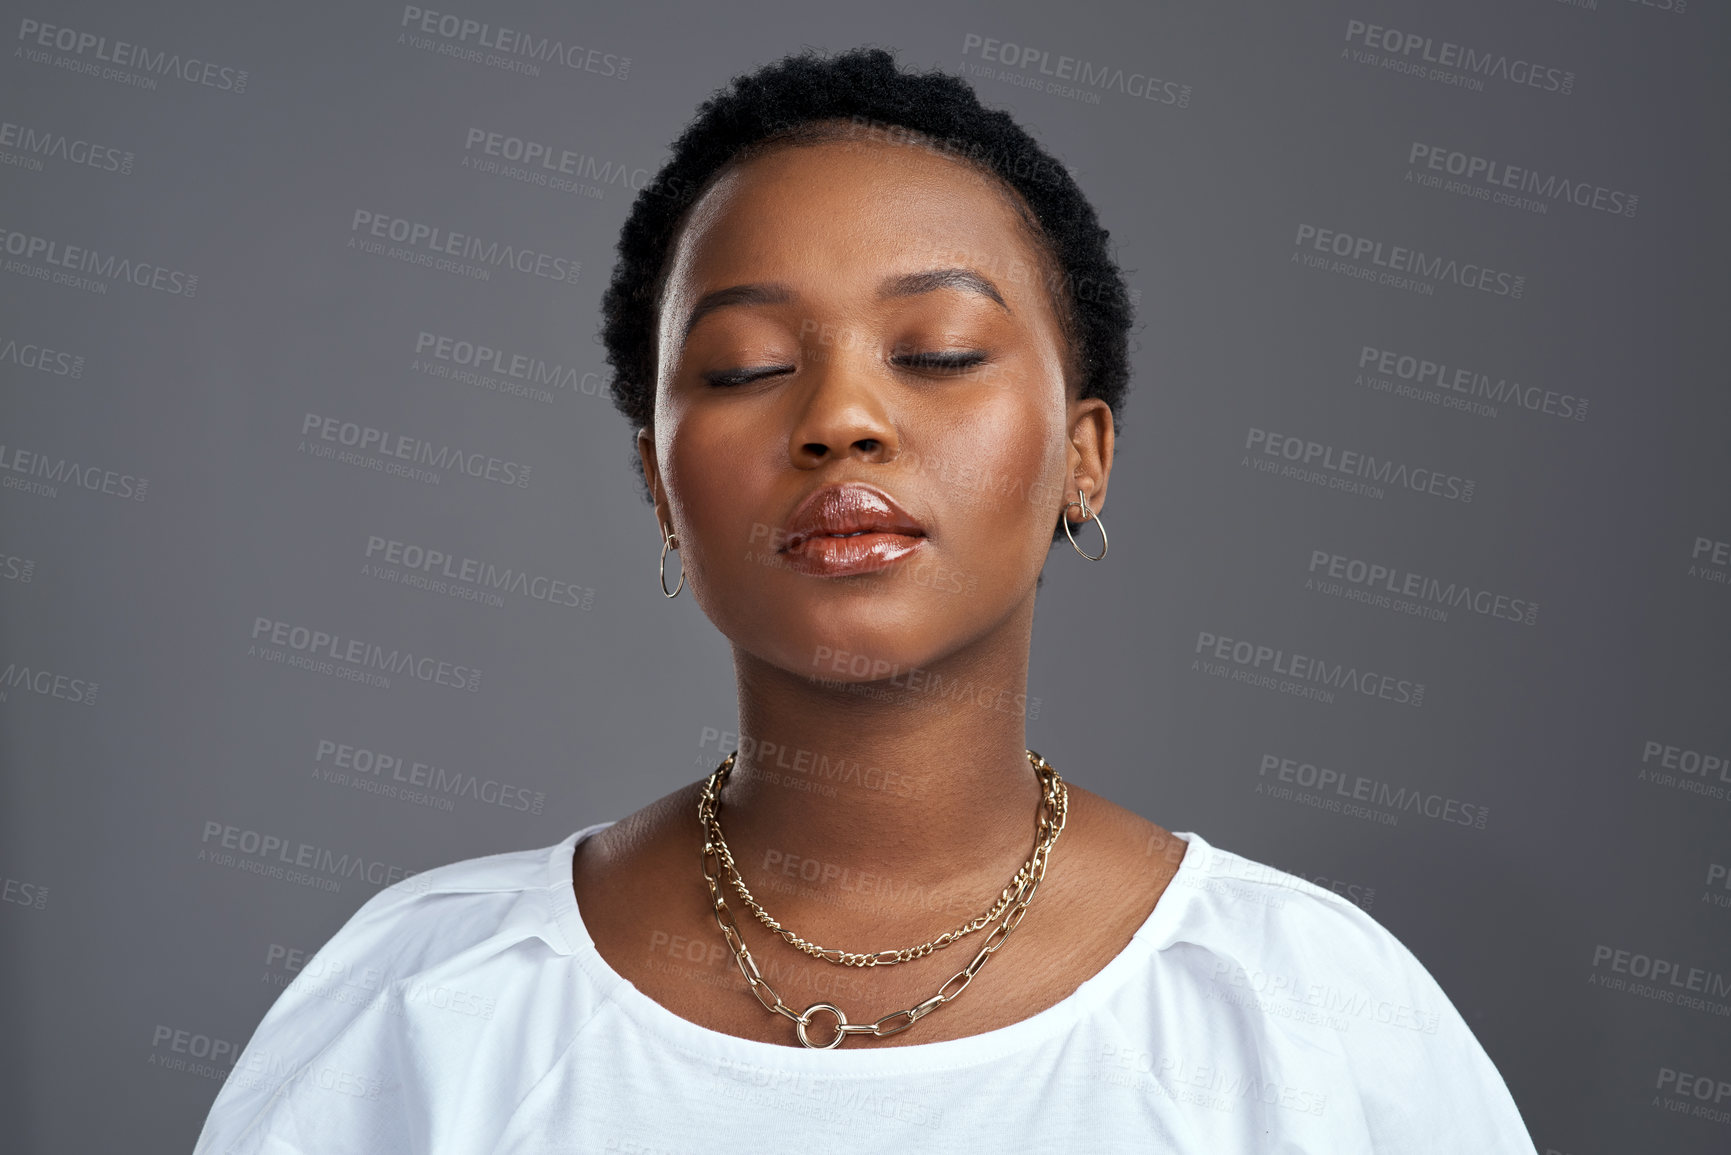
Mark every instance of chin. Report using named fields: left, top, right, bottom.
left=730, top=602, right=951, bottom=686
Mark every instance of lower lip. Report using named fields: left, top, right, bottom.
left=778, top=532, right=927, bottom=577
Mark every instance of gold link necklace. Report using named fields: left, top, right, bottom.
left=697, top=747, right=1069, bottom=1048
left=711, top=749, right=1051, bottom=967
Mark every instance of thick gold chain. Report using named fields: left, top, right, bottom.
left=704, top=748, right=1051, bottom=967
left=697, top=747, right=1068, bottom=1049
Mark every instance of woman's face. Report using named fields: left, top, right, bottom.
left=641, top=132, right=1110, bottom=680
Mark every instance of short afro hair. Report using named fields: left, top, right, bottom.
left=598, top=45, right=1136, bottom=543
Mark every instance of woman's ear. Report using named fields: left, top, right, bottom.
left=1064, top=397, right=1114, bottom=520
left=638, top=427, right=671, bottom=536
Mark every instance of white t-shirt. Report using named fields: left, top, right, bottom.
left=192, top=823, right=1539, bottom=1154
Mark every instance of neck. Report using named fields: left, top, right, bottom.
left=708, top=606, right=1048, bottom=933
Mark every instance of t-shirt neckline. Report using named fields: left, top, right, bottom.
left=543, top=821, right=1204, bottom=1073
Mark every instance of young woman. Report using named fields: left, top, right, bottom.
left=195, top=47, right=1539, bottom=1153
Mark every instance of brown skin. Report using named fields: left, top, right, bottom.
left=574, top=129, right=1185, bottom=1047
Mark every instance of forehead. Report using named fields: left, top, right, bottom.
left=660, top=136, right=1046, bottom=311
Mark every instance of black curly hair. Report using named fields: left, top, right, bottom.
left=598, top=45, right=1136, bottom=544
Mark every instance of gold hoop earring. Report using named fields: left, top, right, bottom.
left=1063, top=488, right=1107, bottom=562
left=659, top=524, right=685, bottom=597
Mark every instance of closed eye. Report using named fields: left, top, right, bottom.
left=893, top=350, right=989, bottom=373
left=700, top=350, right=990, bottom=388
left=701, top=364, right=794, bottom=388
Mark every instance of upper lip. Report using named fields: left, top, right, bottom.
left=779, top=483, right=927, bottom=553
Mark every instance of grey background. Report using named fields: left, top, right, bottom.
left=2, top=1, right=1727, bottom=1152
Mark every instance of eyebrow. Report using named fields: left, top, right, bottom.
left=681, top=266, right=1009, bottom=340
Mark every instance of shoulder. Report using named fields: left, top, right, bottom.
left=1161, top=833, right=1435, bottom=1018
left=1134, top=832, right=1537, bottom=1153
left=348, top=827, right=597, bottom=947
left=192, top=822, right=616, bottom=1155
left=278, top=827, right=595, bottom=985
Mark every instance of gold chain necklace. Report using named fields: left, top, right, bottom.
left=697, top=747, right=1069, bottom=1048
left=710, top=749, right=1051, bottom=967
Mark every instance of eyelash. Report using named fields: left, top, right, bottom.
left=703, top=351, right=988, bottom=388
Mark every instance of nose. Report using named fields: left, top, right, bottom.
left=785, top=353, right=901, bottom=468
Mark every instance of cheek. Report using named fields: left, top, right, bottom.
left=916, top=389, right=1065, bottom=530
left=661, top=410, right=777, bottom=563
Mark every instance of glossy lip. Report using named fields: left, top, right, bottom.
left=777, top=483, right=928, bottom=577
